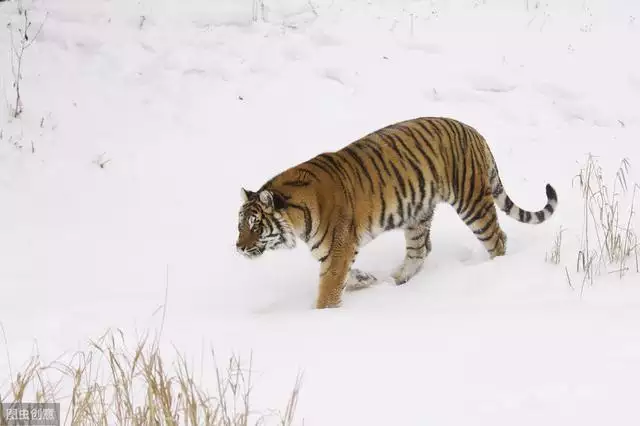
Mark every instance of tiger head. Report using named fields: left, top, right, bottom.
left=236, top=188, right=297, bottom=259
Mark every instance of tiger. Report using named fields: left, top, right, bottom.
left=236, top=116, right=558, bottom=309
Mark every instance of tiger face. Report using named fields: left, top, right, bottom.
left=236, top=188, right=296, bottom=259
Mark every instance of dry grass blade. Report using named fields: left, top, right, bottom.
left=546, top=227, right=565, bottom=265
left=280, top=373, right=304, bottom=426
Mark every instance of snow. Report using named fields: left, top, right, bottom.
left=1, top=0, right=640, bottom=424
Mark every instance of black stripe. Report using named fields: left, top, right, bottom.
left=318, top=154, right=355, bottom=192
left=321, top=225, right=342, bottom=266
left=282, top=180, right=311, bottom=187
left=308, top=158, right=335, bottom=180
left=464, top=200, right=492, bottom=226
left=461, top=141, right=478, bottom=216
left=378, top=132, right=403, bottom=160
left=456, top=126, right=470, bottom=213
left=407, top=179, right=417, bottom=206
left=411, top=230, right=427, bottom=241
left=411, top=127, right=440, bottom=182
left=318, top=154, right=358, bottom=209
left=504, top=197, right=514, bottom=214
left=394, top=188, right=404, bottom=221
left=287, top=202, right=312, bottom=242
left=399, top=142, right=426, bottom=204
left=415, top=121, right=437, bottom=142
left=429, top=119, right=448, bottom=144
left=366, top=141, right=393, bottom=177
left=378, top=183, right=387, bottom=229
left=477, top=229, right=497, bottom=242
left=405, top=126, right=439, bottom=186
left=312, top=224, right=331, bottom=251
left=337, top=150, right=365, bottom=192
left=460, top=187, right=488, bottom=223
left=344, top=146, right=375, bottom=192
left=393, top=130, right=422, bottom=165
left=473, top=214, right=497, bottom=236
left=310, top=203, right=334, bottom=241
left=448, top=138, right=460, bottom=206
left=389, top=162, right=408, bottom=198
left=395, top=138, right=421, bottom=166
left=385, top=214, right=395, bottom=230
left=385, top=132, right=412, bottom=171
left=298, top=167, right=320, bottom=181
left=359, top=148, right=386, bottom=193
left=487, top=235, right=503, bottom=253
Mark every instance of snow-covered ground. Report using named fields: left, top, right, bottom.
left=1, top=0, right=640, bottom=424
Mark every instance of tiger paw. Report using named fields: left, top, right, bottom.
left=315, top=296, right=343, bottom=309
left=345, top=268, right=379, bottom=292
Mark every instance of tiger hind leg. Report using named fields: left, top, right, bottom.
left=392, top=207, right=435, bottom=285
left=460, top=193, right=507, bottom=258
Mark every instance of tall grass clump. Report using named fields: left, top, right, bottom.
left=570, top=154, right=639, bottom=291
left=1, top=327, right=303, bottom=426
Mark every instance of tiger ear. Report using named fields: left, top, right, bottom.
left=241, top=187, right=255, bottom=202
left=258, top=190, right=287, bottom=210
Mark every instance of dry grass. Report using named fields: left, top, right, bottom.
left=545, top=226, right=565, bottom=265
left=570, top=154, right=640, bottom=292
left=1, top=326, right=303, bottom=426
left=7, top=1, right=47, bottom=119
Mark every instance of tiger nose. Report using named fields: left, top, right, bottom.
left=236, top=240, right=249, bottom=252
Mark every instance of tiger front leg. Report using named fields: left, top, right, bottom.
left=315, top=244, right=357, bottom=309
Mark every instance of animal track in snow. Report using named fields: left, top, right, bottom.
left=308, top=29, right=343, bottom=48
left=534, top=81, right=582, bottom=101
left=470, top=74, right=518, bottom=94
